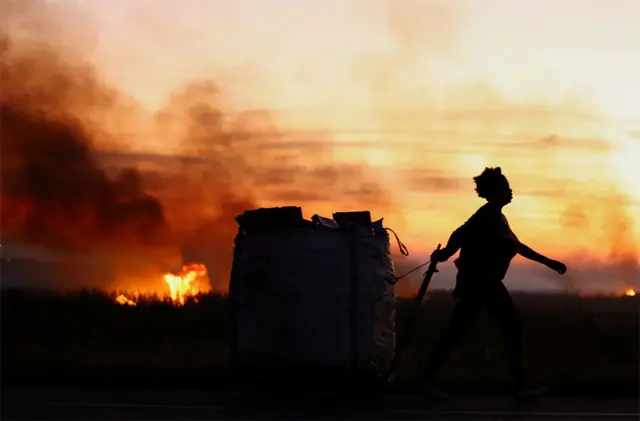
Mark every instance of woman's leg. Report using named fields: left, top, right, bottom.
left=423, top=294, right=484, bottom=382
left=485, top=282, right=526, bottom=390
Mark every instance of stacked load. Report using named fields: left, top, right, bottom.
left=229, top=206, right=407, bottom=379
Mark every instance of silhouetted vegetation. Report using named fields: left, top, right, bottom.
left=1, top=288, right=637, bottom=396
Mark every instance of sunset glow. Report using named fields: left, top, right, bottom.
left=3, top=0, right=639, bottom=294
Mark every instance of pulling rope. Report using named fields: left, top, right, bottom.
left=395, top=260, right=431, bottom=281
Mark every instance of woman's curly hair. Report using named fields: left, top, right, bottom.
left=473, top=167, right=507, bottom=200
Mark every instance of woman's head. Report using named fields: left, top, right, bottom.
left=473, top=167, right=513, bottom=206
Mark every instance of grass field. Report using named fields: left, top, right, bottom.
left=1, top=288, right=637, bottom=396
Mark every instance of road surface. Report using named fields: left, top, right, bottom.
left=2, top=388, right=638, bottom=420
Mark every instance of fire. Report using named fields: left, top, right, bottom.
left=116, top=294, right=136, bottom=306
left=624, top=288, right=636, bottom=297
left=114, top=263, right=209, bottom=306
left=163, top=263, right=208, bottom=306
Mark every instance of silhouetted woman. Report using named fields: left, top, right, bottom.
left=424, top=167, right=567, bottom=401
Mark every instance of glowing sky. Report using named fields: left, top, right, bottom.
left=73, top=0, right=639, bottom=115
left=11, top=0, right=640, bottom=291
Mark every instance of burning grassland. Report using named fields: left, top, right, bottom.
left=115, top=294, right=136, bottom=306
left=114, top=263, right=210, bottom=307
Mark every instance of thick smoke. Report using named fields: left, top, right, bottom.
left=560, top=191, right=639, bottom=293
left=0, top=1, right=397, bottom=291
left=0, top=34, right=167, bottom=251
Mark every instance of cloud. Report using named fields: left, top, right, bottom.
left=404, top=169, right=466, bottom=192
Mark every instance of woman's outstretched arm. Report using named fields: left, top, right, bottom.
left=516, top=241, right=567, bottom=274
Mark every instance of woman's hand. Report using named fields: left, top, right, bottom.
left=431, top=247, right=454, bottom=263
left=518, top=242, right=567, bottom=275
left=431, top=248, right=450, bottom=263
left=547, top=259, right=567, bottom=275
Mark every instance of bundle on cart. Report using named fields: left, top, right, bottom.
left=229, top=206, right=407, bottom=391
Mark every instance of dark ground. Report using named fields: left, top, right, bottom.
left=1, top=289, right=638, bottom=419
left=2, top=388, right=638, bottom=420
left=2, top=289, right=637, bottom=397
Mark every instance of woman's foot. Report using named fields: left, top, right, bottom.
left=514, top=384, right=550, bottom=403
left=422, top=381, right=450, bottom=402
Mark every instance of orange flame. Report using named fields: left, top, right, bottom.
left=114, top=263, right=209, bottom=307
left=116, top=294, right=136, bottom=306
left=625, top=288, right=636, bottom=297
left=163, top=263, right=208, bottom=306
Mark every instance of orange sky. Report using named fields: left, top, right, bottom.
left=5, top=0, right=639, bottom=292
left=82, top=0, right=640, bottom=247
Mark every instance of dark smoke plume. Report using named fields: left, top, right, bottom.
left=0, top=32, right=167, bottom=251
left=0, top=1, right=397, bottom=291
